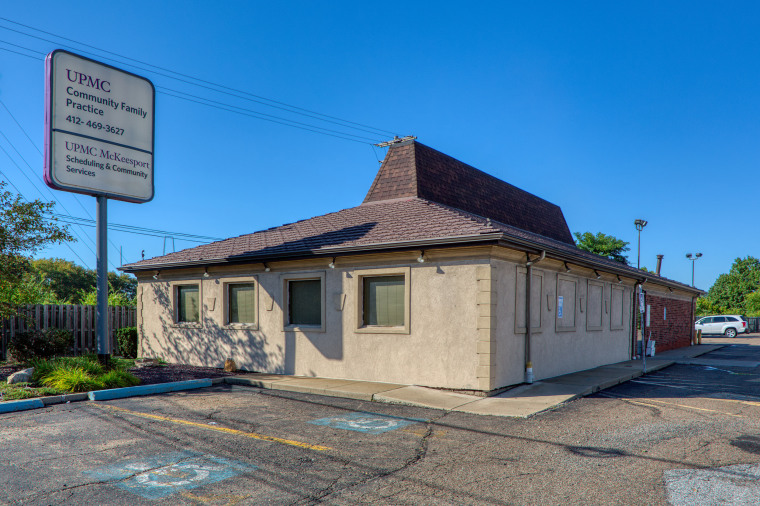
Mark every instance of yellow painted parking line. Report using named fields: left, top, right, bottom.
left=622, top=398, right=744, bottom=418
left=705, top=397, right=760, bottom=408
left=97, top=404, right=332, bottom=451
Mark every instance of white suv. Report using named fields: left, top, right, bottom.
left=695, top=315, right=748, bottom=338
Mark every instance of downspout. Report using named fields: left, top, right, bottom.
left=690, top=294, right=697, bottom=345
left=525, top=250, right=546, bottom=384
left=630, top=281, right=639, bottom=358
left=631, top=277, right=647, bottom=358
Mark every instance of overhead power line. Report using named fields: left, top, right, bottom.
left=0, top=19, right=399, bottom=143
left=0, top=38, right=385, bottom=145
left=0, top=16, right=399, bottom=137
left=51, top=214, right=223, bottom=243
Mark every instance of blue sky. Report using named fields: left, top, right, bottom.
left=1, top=1, right=758, bottom=290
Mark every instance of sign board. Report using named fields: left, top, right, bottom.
left=557, top=296, right=564, bottom=318
left=639, top=288, right=645, bottom=314
left=44, top=50, right=155, bottom=203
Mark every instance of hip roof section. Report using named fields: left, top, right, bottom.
left=121, top=140, right=700, bottom=293
left=363, top=140, right=574, bottom=245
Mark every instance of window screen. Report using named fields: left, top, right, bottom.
left=587, top=282, right=603, bottom=330
left=288, top=279, right=321, bottom=326
left=557, top=277, right=576, bottom=329
left=363, top=276, right=405, bottom=326
left=515, top=269, right=542, bottom=331
left=611, top=286, right=624, bottom=330
left=228, top=283, right=255, bottom=324
left=177, top=285, right=199, bottom=323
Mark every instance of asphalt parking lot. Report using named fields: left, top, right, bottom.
left=2, top=340, right=759, bottom=505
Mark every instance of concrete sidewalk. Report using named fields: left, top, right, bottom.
left=227, top=344, right=724, bottom=418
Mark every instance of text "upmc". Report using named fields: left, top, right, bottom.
left=66, top=69, right=110, bottom=93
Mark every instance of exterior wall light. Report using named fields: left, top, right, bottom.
left=152, top=270, right=160, bottom=280
left=417, top=251, right=425, bottom=263
left=203, top=267, right=210, bottom=278
left=564, top=262, right=571, bottom=272
left=328, top=257, right=336, bottom=269
left=594, top=270, right=601, bottom=279
left=263, top=263, right=271, bottom=272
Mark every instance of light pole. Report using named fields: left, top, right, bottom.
left=686, top=253, right=702, bottom=287
left=634, top=219, right=648, bottom=269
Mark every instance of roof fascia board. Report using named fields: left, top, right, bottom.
left=120, top=233, right=504, bottom=273
left=496, top=238, right=703, bottom=294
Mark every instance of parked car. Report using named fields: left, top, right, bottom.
left=694, top=315, right=748, bottom=338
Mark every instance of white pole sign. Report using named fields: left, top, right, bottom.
left=44, top=50, right=155, bottom=203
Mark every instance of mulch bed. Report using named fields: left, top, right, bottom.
left=129, top=363, right=257, bottom=385
left=0, top=364, right=24, bottom=382
left=0, top=362, right=258, bottom=385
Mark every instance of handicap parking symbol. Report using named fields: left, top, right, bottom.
left=308, top=412, right=424, bottom=434
left=83, top=451, right=257, bottom=500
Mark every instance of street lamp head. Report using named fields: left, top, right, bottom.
left=696, top=252, right=703, bottom=258
left=634, top=219, right=648, bottom=231
left=686, top=253, right=693, bottom=259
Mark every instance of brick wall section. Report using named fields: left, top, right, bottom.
left=645, top=293, right=694, bottom=352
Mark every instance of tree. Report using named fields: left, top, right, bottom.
left=108, top=271, right=137, bottom=301
left=0, top=183, right=74, bottom=319
left=574, top=232, right=630, bottom=265
left=706, top=256, right=760, bottom=314
left=78, top=286, right=135, bottom=306
left=695, top=296, right=723, bottom=317
left=9, top=257, right=138, bottom=307
left=30, top=258, right=96, bottom=304
left=744, top=291, right=760, bottom=317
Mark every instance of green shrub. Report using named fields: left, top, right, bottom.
left=31, top=356, right=104, bottom=383
left=30, top=358, right=57, bottom=383
left=58, top=355, right=105, bottom=376
left=116, top=327, right=138, bottom=359
left=40, top=366, right=100, bottom=393
left=97, top=370, right=140, bottom=389
left=7, top=328, right=73, bottom=363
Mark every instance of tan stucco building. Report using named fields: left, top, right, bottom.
left=122, top=140, right=700, bottom=392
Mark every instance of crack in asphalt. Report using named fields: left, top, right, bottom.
left=292, top=413, right=445, bottom=505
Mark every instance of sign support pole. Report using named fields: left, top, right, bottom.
left=96, top=195, right=110, bottom=364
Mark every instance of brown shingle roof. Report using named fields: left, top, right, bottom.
left=121, top=141, right=698, bottom=292
left=364, top=141, right=574, bottom=244
left=123, top=198, right=498, bottom=269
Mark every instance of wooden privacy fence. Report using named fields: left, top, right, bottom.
left=1, top=304, right=136, bottom=360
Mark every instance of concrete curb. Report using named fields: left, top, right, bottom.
left=0, top=398, right=45, bottom=413
left=40, top=393, right=89, bottom=406
left=88, top=379, right=213, bottom=401
left=1, top=378, right=224, bottom=414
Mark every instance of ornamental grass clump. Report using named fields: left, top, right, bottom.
left=33, top=355, right=140, bottom=394
left=40, top=365, right=101, bottom=393
left=97, top=370, right=140, bottom=389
